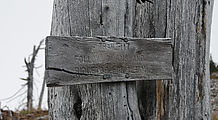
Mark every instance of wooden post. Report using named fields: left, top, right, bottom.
left=48, top=0, right=142, bottom=119
left=135, top=0, right=214, bottom=119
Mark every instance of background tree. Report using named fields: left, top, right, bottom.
left=22, top=40, right=43, bottom=111
left=37, top=74, right=46, bottom=110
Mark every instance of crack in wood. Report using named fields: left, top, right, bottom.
left=125, top=84, right=134, bottom=120
left=47, top=67, right=103, bottom=77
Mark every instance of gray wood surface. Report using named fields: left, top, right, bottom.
left=46, top=36, right=172, bottom=86
left=48, top=0, right=142, bottom=119
left=135, top=0, right=214, bottom=120
left=47, top=0, right=214, bottom=119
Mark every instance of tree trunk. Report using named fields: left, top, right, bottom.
left=135, top=0, right=214, bottom=119
left=38, top=75, right=46, bottom=110
left=25, top=40, right=43, bottom=111
left=48, top=0, right=141, bottom=119
left=27, top=68, right=33, bottom=111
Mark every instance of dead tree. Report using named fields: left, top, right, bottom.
left=23, top=40, right=43, bottom=111
left=135, top=0, right=214, bottom=120
left=47, top=0, right=214, bottom=119
left=38, top=74, right=46, bottom=110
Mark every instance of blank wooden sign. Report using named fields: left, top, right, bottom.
left=45, top=36, right=172, bottom=86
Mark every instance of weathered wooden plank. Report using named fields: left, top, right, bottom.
left=45, top=36, right=172, bottom=86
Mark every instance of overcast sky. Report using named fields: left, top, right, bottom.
left=0, top=0, right=53, bottom=110
left=0, top=0, right=217, bottom=110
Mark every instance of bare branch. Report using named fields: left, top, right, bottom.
left=22, top=39, right=44, bottom=111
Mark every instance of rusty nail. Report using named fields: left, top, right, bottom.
left=103, top=74, right=111, bottom=79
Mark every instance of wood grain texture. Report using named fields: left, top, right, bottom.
left=48, top=0, right=142, bottom=119
left=135, top=0, right=214, bottom=120
left=47, top=0, right=213, bottom=119
left=45, top=36, right=172, bottom=86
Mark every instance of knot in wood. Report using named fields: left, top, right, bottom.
left=104, top=6, right=109, bottom=11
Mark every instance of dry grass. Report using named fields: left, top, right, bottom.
left=213, top=111, right=218, bottom=120
left=17, top=109, right=48, bottom=120
left=1, top=109, right=48, bottom=120
left=211, top=75, right=218, bottom=79
left=211, top=71, right=218, bottom=79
